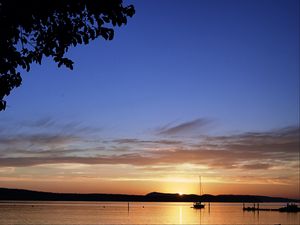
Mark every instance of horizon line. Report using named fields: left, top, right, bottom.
left=1, top=187, right=299, bottom=201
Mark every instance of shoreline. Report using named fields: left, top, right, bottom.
left=1, top=188, right=299, bottom=203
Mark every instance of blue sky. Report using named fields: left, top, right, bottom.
left=0, top=0, right=299, bottom=196
left=4, top=0, right=299, bottom=136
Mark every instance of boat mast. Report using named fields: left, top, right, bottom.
left=199, top=176, right=202, bottom=196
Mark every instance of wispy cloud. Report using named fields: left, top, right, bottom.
left=0, top=126, right=298, bottom=171
left=2, top=117, right=101, bottom=136
left=0, top=133, right=78, bottom=146
left=241, top=163, right=273, bottom=170
left=0, top=117, right=104, bottom=158
left=112, top=138, right=182, bottom=145
left=0, top=119, right=299, bottom=192
left=156, top=118, right=213, bottom=136
left=200, top=126, right=300, bottom=154
left=0, top=115, right=298, bottom=189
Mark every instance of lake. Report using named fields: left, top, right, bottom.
left=0, top=201, right=299, bottom=224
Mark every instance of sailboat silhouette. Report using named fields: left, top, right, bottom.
left=193, top=176, right=205, bottom=209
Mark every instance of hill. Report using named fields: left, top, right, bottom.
left=0, top=188, right=298, bottom=202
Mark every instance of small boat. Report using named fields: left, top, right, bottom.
left=193, top=201, right=205, bottom=209
left=193, top=176, right=205, bottom=209
left=278, top=203, right=300, bottom=212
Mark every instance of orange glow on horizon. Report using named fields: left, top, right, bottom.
left=1, top=162, right=298, bottom=199
left=0, top=177, right=298, bottom=199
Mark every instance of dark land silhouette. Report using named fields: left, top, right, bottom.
left=0, top=187, right=298, bottom=203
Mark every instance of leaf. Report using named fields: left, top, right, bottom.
left=108, top=30, right=114, bottom=40
left=0, top=100, right=6, bottom=111
left=103, top=16, right=110, bottom=23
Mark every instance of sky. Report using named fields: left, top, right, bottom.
left=0, top=0, right=299, bottom=198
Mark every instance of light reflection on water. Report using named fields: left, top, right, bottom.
left=0, top=201, right=299, bottom=224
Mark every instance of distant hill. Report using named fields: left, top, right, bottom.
left=0, top=188, right=298, bottom=203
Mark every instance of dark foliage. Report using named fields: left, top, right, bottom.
left=0, top=0, right=135, bottom=110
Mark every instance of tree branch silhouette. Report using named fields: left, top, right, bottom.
left=0, top=0, right=135, bottom=111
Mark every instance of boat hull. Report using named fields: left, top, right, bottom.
left=193, top=203, right=205, bottom=209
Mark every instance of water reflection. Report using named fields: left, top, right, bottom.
left=179, top=206, right=182, bottom=224
left=0, top=201, right=298, bottom=225
left=199, top=207, right=202, bottom=225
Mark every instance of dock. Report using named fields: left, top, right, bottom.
left=242, top=203, right=300, bottom=212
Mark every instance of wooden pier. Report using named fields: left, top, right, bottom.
left=242, top=203, right=300, bottom=212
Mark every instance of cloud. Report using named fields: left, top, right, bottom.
left=0, top=133, right=78, bottom=146
left=0, top=121, right=298, bottom=190
left=6, top=117, right=102, bottom=136
left=0, top=145, right=297, bottom=169
left=112, top=138, right=182, bottom=145
left=0, top=154, right=152, bottom=167
left=0, top=120, right=298, bottom=178
left=23, top=117, right=56, bottom=128
left=201, top=126, right=300, bottom=154
left=240, top=163, right=273, bottom=170
left=156, top=118, right=212, bottom=136
left=0, top=133, right=81, bottom=158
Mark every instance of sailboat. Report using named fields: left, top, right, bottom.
left=193, top=176, right=205, bottom=209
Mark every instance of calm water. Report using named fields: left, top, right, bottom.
left=0, top=201, right=299, bottom=224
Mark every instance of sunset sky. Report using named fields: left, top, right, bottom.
left=0, top=0, right=299, bottom=199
